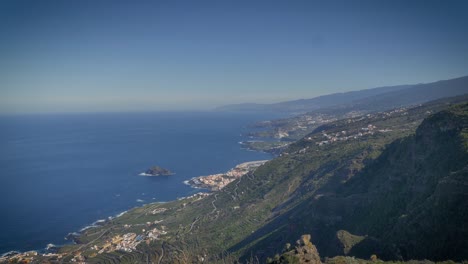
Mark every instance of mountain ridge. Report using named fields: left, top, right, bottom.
left=216, top=75, right=468, bottom=114
left=234, top=102, right=468, bottom=262
left=216, top=84, right=412, bottom=112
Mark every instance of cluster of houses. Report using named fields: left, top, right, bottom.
left=275, top=130, right=290, bottom=139
left=66, top=218, right=170, bottom=261
left=0, top=250, right=39, bottom=263
left=300, top=114, right=338, bottom=126
left=226, top=160, right=268, bottom=177
left=187, top=160, right=268, bottom=191
left=310, top=119, right=397, bottom=148
left=190, top=173, right=233, bottom=191
left=92, top=233, right=142, bottom=254
left=150, top=207, right=167, bottom=215
left=311, top=124, right=379, bottom=146
left=384, top=107, right=408, bottom=116
left=93, top=224, right=168, bottom=254
left=177, top=192, right=212, bottom=201
left=276, top=114, right=339, bottom=139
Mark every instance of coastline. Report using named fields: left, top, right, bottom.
left=0, top=125, right=274, bottom=260
left=0, top=159, right=271, bottom=259
left=0, top=208, right=132, bottom=260
left=0, top=113, right=278, bottom=262
left=184, top=160, right=269, bottom=191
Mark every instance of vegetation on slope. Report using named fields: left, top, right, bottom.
left=11, top=97, right=467, bottom=264
left=247, top=102, right=468, bottom=261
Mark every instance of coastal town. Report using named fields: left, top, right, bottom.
left=309, top=107, right=411, bottom=147
left=0, top=251, right=39, bottom=263
left=0, top=191, right=216, bottom=263
left=247, top=112, right=339, bottom=140
left=240, top=106, right=412, bottom=155
left=185, top=160, right=269, bottom=190
left=0, top=163, right=265, bottom=264
left=312, top=124, right=382, bottom=146
left=92, top=224, right=167, bottom=255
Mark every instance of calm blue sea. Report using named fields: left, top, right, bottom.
left=0, top=111, right=279, bottom=254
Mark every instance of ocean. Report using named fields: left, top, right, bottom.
left=0, top=111, right=279, bottom=254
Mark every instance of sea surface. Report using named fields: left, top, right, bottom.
left=0, top=111, right=281, bottom=254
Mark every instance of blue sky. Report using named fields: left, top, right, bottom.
left=1, top=0, right=468, bottom=113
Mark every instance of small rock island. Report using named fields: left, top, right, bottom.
left=139, top=166, right=174, bottom=176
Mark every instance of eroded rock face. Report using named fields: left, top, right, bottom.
left=268, top=234, right=322, bottom=264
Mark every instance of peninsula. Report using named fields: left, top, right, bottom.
left=139, top=166, right=174, bottom=176
left=185, top=160, right=269, bottom=190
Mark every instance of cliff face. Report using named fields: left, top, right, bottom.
left=320, top=104, right=468, bottom=260
left=384, top=109, right=468, bottom=260
left=238, top=103, right=468, bottom=262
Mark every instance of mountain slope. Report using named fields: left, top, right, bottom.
left=216, top=75, right=468, bottom=114
left=339, top=104, right=468, bottom=260
left=239, top=103, right=468, bottom=261
left=334, top=75, right=468, bottom=113
left=17, top=97, right=468, bottom=264
left=216, top=84, right=410, bottom=112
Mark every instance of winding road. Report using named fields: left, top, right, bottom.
left=188, top=217, right=200, bottom=233
left=211, top=193, right=219, bottom=214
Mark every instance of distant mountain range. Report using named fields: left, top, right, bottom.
left=216, top=75, right=468, bottom=113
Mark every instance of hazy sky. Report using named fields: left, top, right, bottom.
left=1, top=0, right=468, bottom=113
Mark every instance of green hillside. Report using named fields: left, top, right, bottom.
left=248, top=102, right=468, bottom=261
left=7, top=97, right=467, bottom=264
